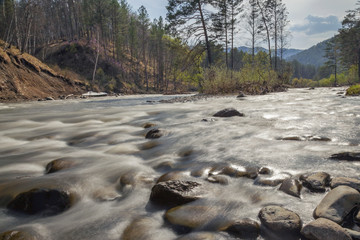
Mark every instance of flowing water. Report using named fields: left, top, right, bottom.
left=0, top=88, right=359, bottom=239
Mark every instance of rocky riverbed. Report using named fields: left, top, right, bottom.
left=0, top=88, right=360, bottom=239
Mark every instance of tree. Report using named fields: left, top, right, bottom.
left=138, top=6, right=150, bottom=90
left=256, top=0, right=273, bottom=68
left=324, top=37, right=340, bottom=86
left=246, top=0, right=261, bottom=63
left=166, top=0, right=213, bottom=66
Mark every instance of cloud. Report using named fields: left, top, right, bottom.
left=291, top=15, right=341, bottom=35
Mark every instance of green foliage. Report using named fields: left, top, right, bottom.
left=346, top=84, right=360, bottom=96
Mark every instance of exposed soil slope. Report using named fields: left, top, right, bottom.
left=0, top=40, right=86, bottom=102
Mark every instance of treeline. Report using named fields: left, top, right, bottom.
left=0, top=0, right=292, bottom=94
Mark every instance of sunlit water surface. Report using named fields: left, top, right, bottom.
left=0, top=88, right=359, bottom=239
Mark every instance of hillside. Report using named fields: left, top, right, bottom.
left=237, top=46, right=302, bottom=59
left=0, top=40, right=86, bottom=102
left=288, top=39, right=331, bottom=67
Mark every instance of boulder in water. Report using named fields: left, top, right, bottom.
left=45, top=158, right=74, bottom=174
left=300, top=172, right=330, bottom=193
left=0, top=230, right=38, bottom=240
left=279, top=178, right=302, bottom=198
left=145, top=128, right=163, bottom=139
left=330, top=152, right=360, bottom=161
left=7, top=188, right=73, bottom=216
left=301, top=218, right=352, bottom=240
left=258, top=205, right=302, bottom=239
left=224, top=218, right=260, bottom=239
left=150, top=180, right=204, bottom=208
left=213, top=108, right=244, bottom=118
left=330, top=177, right=360, bottom=192
left=313, top=186, right=360, bottom=224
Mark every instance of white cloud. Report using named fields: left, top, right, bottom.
left=291, top=15, right=341, bottom=35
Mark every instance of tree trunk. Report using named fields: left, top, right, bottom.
left=92, top=29, right=100, bottom=90
left=198, top=1, right=212, bottom=66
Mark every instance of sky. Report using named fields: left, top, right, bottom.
left=127, top=0, right=357, bottom=50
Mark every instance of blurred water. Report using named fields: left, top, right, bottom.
left=0, top=88, right=359, bottom=239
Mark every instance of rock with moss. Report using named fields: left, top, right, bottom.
left=346, top=85, right=360, bottom=96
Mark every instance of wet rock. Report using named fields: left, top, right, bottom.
left=143, top=123, right=156, bottom=129
left=45, top=158, right=74, bottom=174
left=237, top=92, right=246, bottom=98
left=176, top=232, right=218, bottom=240
left=191, top=167, right=210, bottom=178
left=154, top=161, right=174, bottom=171
left=224, top=218, right=260, bottom=239
left=277, top=136, right=331, bottom=142
left=178, top=147, right=194, bottom=158
left=0, top=230, right=38, bottom=240
left=7, top=188, right=73, bottom=216
left=259, top=167, right=272, bottom=175
left=165, top=205, right=230, bottom=230
left=145, top=128, right=163, bottom=139
left=206, top=175, right=229, bottom=185
left=300, top=172, right=330, bottom=193
left=331, top=177, right=360, bottom=192
left=258, top=205, right=302, bottom=238
left=150, top=180, right=203, bottom=208
left=330, top=152, right=360, bottom=161
left=157, top=171, right=188, bottom=183
left=254, top=177, right=284, bottom=187
left=93, top=187, right=121, bottom=202
left=345, top=229, right=360, bottom=240
left=122, top=217, right=160, bottom=240
left=215, top=166, right=258, bottom=179
left=139, top=141, right=160, bottom=150
left=308, top=136, right=331, bottom=142
left=279, top=178, right=302, bottom=198
left=277, top=136, right=304, bottom=141
left=213, top=108, right=244, bottom=118
left=313, top=186, right=360, bottom=224
left=45, top=97, right=54, bottom=101
left=301, top=218, right=352, bottom=240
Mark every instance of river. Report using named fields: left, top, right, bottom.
left=0, top=88, right=359, bottom=239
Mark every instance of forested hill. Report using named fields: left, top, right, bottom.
left=288, top=39, right=330, bottom=67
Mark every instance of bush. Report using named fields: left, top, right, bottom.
left=346, top=85, right=360, bottom=96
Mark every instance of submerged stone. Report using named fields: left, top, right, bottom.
left=224, top=218, right=260, bottom=239
left=145, top=128, right=163, bottom=139
left=330, top=152, right=360, bottom=161
left=45, top=158, right=74, bottom=174
left=0, top=230, right=38, bottom=240
left=7, top=188, right=73, bottom=216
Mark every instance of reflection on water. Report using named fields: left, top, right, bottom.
left=0, top=88, right=359, bottom=239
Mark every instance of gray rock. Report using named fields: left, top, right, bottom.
left=313, top=186, right=360, bottom=224
left=7, top=188, right=73, bottom=216
left=150, top=180, right=203, bottom=208
left=330, top=152, right=360, bottom=161
left=279, top=178, right=302, bottom=198
left=224, top=218, right=260, bottom=239
left=331, top=177, right=360, bottom=192
left=145, top=128, right=163, bottom=139
left=301, top=172, right=330, bottom=193
left=213, top=108, right=244, bottom=117
left=301, top=218, right=351, bottom=240
left=156, top=171, right=188, bottom=183
left=258, top=205, right=302, bottom=238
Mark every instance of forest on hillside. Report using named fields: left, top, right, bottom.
left=0, top=0, right=359, bottom=94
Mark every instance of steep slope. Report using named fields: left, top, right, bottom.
left=0, top=40, right=86, bottom=102
left=288, top=39, right=331, bottom=67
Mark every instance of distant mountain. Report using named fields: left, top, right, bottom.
left=237, top=46, right=302, bottom=59
left=287, top=39, right=331, bottom=67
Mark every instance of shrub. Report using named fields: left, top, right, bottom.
left=346, top=85, right=360, bottom=96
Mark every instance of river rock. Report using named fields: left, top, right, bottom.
left=215, top=165, right=258, bottom=179
left=165, top=205, right=230, bottom=230
left=156, top=171, right=188, bottom=183
left=145, top=128, right=163, bottom=139
left=143, top=123, right=156, bottom=129
left=0, top=230, right=38, bottom=240
left=206, top=175, right=229, bottom=185
left=300, top=172, right=330, bottom=193
left=254, top=177, right=284, bottom=187
left=313, top=186, right=360, bottom=224
left=224, top=218, right=260, bottom=239
left=122, top=217, right=159, bottom=240
left=301, top=218, right=352, bottom=240
left=330, top=152, right=360, bottom=161
left=279, top=178, right=302, bottom=198
left=258, top=205, right=302, bottom=238
left=176, top=232, right=219, bottom=240
left=237, top=92, right=246, bottom=98
left=7, top=188, right=73, bottom=216
left=45, top=158, right=74, bottom=174
left=150, top=180, right=203, bottom=208
left=331, top=177, right=360, bottom=192
left=259, top=167, right=272, bottom=175
left=213, top=108, right=244, bottom=117
left=345, top=229, right=360, bottom=240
